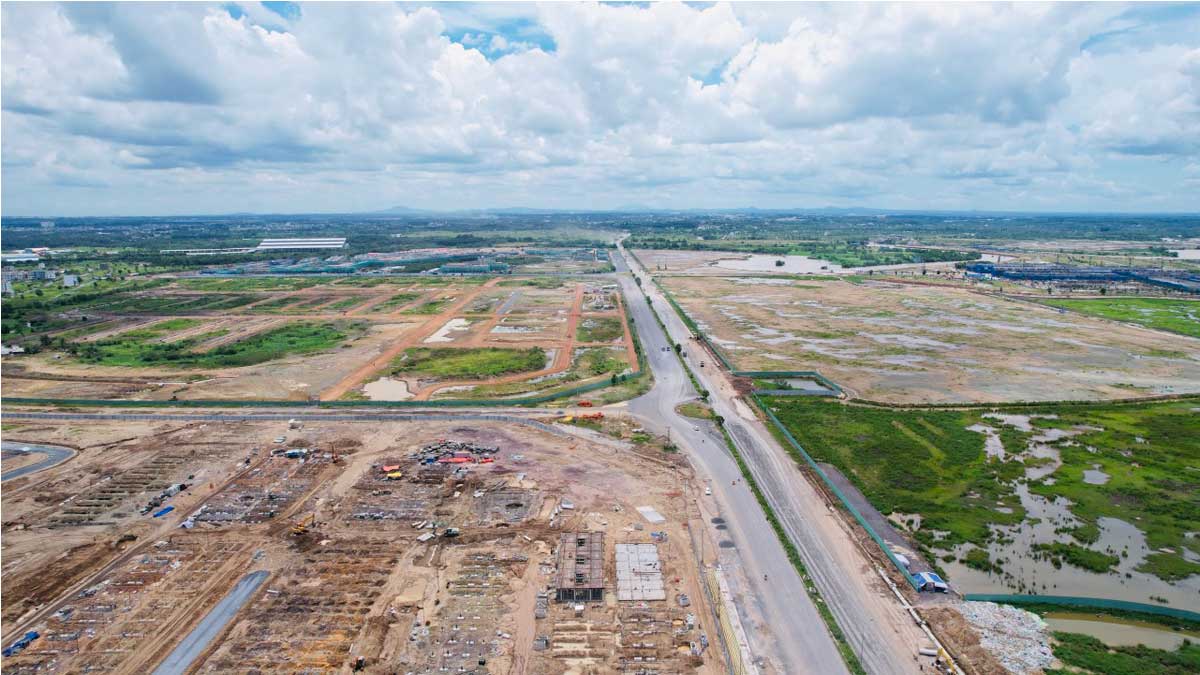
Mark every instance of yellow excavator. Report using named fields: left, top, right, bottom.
left=292, top=513, right=316, bottom=536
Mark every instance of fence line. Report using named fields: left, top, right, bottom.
left=962, top=594, right=1200, bottom=623
left=751, top=393, right=921, bottom=591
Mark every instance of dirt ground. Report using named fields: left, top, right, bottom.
left=663, top=275, right=1200, bottom=403
left=1, top=416, right=723, bottom=675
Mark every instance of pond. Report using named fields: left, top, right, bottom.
left=1043, top=613, right=1198, bottom=650
left=715, top=254, right=842, bottom=274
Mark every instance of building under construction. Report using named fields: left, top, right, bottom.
left=555, top=532, right=605, bottom=603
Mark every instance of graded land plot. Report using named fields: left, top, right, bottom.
left=351, top=279, right=638, bottom=402
left=0, top=416, right=722, bottom=674
left=1041, top=297, right=1200, bottom=338
left=661, top=275, right=1200, bottom=403
left=762, top=396, right=1200, bottom=609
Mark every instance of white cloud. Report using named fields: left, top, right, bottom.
left=1, top=1, right=1197, bottom=215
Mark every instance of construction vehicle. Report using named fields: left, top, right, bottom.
left=578, top=400, right=594, bottom=407
left=292, top=513, right=316, bottom=536
left=579, top=412, right=605, bottom=420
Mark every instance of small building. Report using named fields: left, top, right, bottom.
left=62, top=274, right=79, bottom=288
left=913, top=571, right=949, bottom=593
left=555, top=532, right=605, bottom=603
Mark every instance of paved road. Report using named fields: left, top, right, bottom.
left=1, top=441, right=76, bottom=482
left=619, top=242, right=923, bottom=675
left=152, top=570, right=269, bottom=675
left=613, top=248, right=850, bottom=674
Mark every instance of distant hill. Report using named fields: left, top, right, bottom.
left=374, top=205, right=437, bottom=215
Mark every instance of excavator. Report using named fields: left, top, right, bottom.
left=291, top=513, right=316, bottom=536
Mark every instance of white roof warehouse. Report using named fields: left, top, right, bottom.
left=255, top=238, right=347, bottom=251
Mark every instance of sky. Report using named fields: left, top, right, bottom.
left=1, top=1, right=1198, bottom=216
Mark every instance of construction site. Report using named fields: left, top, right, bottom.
left=0, top=415, right=726, bottom=675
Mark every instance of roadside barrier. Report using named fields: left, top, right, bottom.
left=751, top=392, right=922, bottom=591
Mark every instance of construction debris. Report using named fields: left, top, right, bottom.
left=957, top=601, right=1054, bottom=675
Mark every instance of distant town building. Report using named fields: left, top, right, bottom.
left=255, top=238, right=347, bottom=251
left=40, top=220, right=55, bottom=229
left=62, top=274, right=80, bottom=288
left=2, top=280, right=13, bottom=296
left=2, top=268, right=32, bottom=283
left=1, top=345, right=26, bottom=356
left=32, top=269, right=58, bottom=281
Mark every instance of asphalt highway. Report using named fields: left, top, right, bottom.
left=618, top=242, right=923, bottom=675
left=613, top=248, right=850, bottom=674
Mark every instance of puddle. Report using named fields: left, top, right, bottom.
left=424, top=318, right=472, bottom=343
left=967, top=423, right=1006, bottom=460
left=715, top=254, right=843, bottom=274
left=1043, top=613, right=1199, bottom=650
left=729, top=277, right=795, bottom=285
left=362, top=377, right=413, bottom=401
left=860, top=333, right=960, bottom=351
left=982, top=413, right=1059, bottom=432
left=1082, top=467, right=1110, bottom=485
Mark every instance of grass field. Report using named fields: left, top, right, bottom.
left=177, top=277, right=323, bottom=292
left=761, top=397, right=1200, bottom=588
left=1042, top=298, right=1200, bottom=338
left=70, top=321, right=355, bottom=369
left=402, top=297, right=453, bottom=315
left=368, top=292, right=421, bottom=313
left=389, top=346, right=546, bottom=380
left=576, top=316, right=624, bottom=342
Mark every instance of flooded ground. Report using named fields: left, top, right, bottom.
left=1043, top=613, right=1199, bottom=650
left=664, top=275, right=1200, bottom=403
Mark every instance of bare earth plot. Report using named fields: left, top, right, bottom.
left=0, top=417, right=722, bottom=675
left=661, top=275, right=1200, bottom=403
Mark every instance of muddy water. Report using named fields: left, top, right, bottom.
left=362, top=377, right=413, bottom=401
left=1043, top=613, right=1198, bottom=649
left=945, top=508, right=1200, bottom=611
left=715, top=254, right=843, bottom=274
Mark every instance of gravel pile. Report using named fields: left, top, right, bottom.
left=958, top=601, right=1055, bottom=674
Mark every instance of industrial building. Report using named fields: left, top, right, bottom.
left=967, top=261, right=1200, bottom=294
left=555, top=532, right=605, bottom=603
left=254, top=238, right=347, bottom=251
left=1, top=252, right=41, bottom=264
